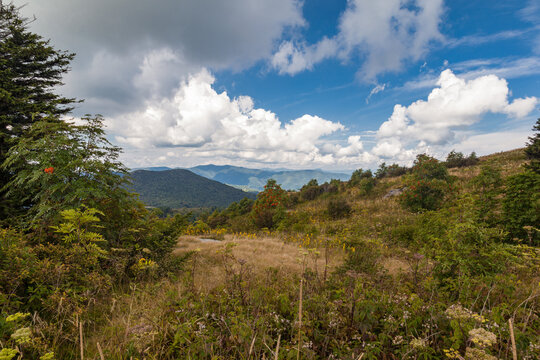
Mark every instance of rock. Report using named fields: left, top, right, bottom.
left=383, top=188, right=404, bottom=199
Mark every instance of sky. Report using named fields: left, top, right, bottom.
left=14, top=0, right=540, bottom=171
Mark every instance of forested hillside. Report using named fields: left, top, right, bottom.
left=129, top=169, right=256, bottom=208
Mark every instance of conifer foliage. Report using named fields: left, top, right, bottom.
left=525, top=118, right=540, bottom=173
left=0, top=1, right=76, bottom=219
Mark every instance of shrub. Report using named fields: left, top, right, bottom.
left=358, top=177, right=376, bottom=196
left=445, top=150, right=479, bottom=168
left=326, top=198, right=352, bottom=219
left=299, top=179, right=323, bottom=201
left=400, top=154, right=452, bottom=212
left=375, top=162, right=408, bottom=179
left=349, top=168, right=372, bottom=186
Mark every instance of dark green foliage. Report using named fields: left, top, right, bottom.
left=524, top=118, right=540, bottom=173
left=445, top=150, right=479, bottom=168
left=129, top=168, right=256, bottom=208
left=375, top=162, right=408, bottom=179
left=0, top=2, right=76, bottom=220
left=400, top=154, right=452, bottom=212
left=206, top=197, right=255, bottom=229
left=349, top=168, right=372, bottom=185
left=502, top=169, right=540, bottom=245
left=299, top=178, right=323, bottom=201
left=326, top=197, right=352, bottom=219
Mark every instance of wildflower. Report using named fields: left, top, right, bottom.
left=410, top=337, right=428, bottom=349
left=392, top=335, right=404, bottom=345
left=11, top=327, right=32, bottom=344
left=44, top=167, right=54, bottom=174
left=0, top=348, right=18, bottom=360
left=40, top=352, right=55, bottom=360
left=443, top=348, right=461, bottom=359
left=445, top=304, right=473, bottom=320
left=464, top=347, right=498, bottom=360
left=472, top=313, right=487, bottom=323
left=5, top=312, right=30, bottom=322
left=468, top=328, right=497, bottom=348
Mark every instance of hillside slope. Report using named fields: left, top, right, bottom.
left=128, top=169, right=256, bottom=208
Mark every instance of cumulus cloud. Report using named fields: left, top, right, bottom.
left=108, top=69, right=375, bottom=167
left=373, top=69, right=538, bottom=162
left=271, top=0, right=444, bottom=80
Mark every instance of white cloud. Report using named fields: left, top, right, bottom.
left=450, top=129, right=532, bottom=156
left=366, top=83, right=387, bottom=103
left=271, top=0, right=444, bottom=80
left=271, top=38, right=338, bottom=75
left=108, top=69, right=377, bottom=167
left=374, top=69, right=538, bottom=162
left=447, top=29, right=531, bottom=48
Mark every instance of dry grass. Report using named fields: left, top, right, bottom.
left=381, top=257, right=411, bottom=276
left=174, top=234, right=344, bottom=292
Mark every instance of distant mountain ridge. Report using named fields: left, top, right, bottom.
left=188, top=164, right=351, bottom=191
left=129, top=169, right=256, bottom=209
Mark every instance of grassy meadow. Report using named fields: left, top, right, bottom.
left=4, top=148, right=536, bottom=359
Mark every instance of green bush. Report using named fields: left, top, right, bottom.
left=445, top=150, right=479, bottom=168
left=400, top=154, right=452, bottom=212
left=375, top=162, right=408, bottom=179
left=349, top=168, right=372, bottom=185
left=326, top=198, right=352, bottom=219
left=502, top=169, right=540, bottom=245
left=358, top=177, right=376, bottom=196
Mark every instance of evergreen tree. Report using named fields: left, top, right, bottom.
left=525, top=118, right=540, bottom=173
left=0, top=2, right=76, bottom=219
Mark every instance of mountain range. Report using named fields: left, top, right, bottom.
left=135, top=164, right=351, bottom=191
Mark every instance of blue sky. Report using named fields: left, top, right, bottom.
left=16, top=0, right=540, bottom=170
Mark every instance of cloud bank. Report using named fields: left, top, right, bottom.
left=107, top=68, right=537, bottom=169
left=109, top=70, right=375, bottom=166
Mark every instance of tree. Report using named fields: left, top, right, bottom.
left=525, top=118, right=540, bottom=173
left=502, top=169, right=540, bottom=245
left=445, top=150, right=479, bottom=168
left=349, top=168, right=372, bottom=186
left=0, top=2, right=77, bottom=219
left=251, top=179, right=286, bottom=229
left=2, top=114, right=135, bottom=236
